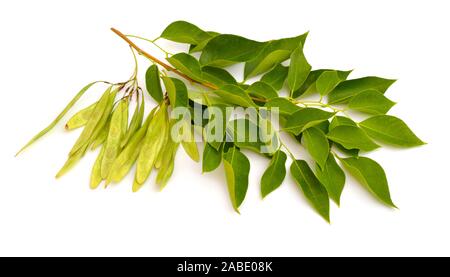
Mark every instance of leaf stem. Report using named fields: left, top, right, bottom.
left=125, top=34, right=173, bottom=57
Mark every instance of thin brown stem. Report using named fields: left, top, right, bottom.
left=110, top=27, right=267, bottom=103
left=111, top=27, right=218, bottom=90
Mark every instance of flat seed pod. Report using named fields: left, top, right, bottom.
left=121, top=96, right=145, bottom=148
left=106, top=113, right=153, bottom=184
left=135, top=104, right=168, bottom=185
left=101, top=99, right=126, bottom=179
left=65, top=102, right=97, bottom=130
left=69, top=87, right=118, bottom=156
left=90, top=144, right=106, bottom=189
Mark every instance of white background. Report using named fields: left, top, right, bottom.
left=1, top=0, right=449, bottom=257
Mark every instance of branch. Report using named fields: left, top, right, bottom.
left=110, top=27, right=218, bottom=90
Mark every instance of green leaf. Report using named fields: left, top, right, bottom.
left=260, top=64, right=288, bottom=90
left=145, top=65, right=163, bottom=103
left=287, top=43, right=311, bottom=93
left=327, top=125, right=379, bottom=151
left=201, top=66, right=237, bottom=87
left=181, top=125, right=200, bottom=162
left=328, top=76, right=396, bottom=104
left=264, top=97, right=301, bottom=116
left=303, top=127, right=329, bottom=169
left=223, top=146, right=250, bottom=212
left=359, top=115, right=425, bottom=147
left=293, top=69, right=352, bottom=98
left=202, top=142, right=222, bottom=173
left=203, top=104, right=230, bottom=150
left=261, top=150, right=287, bottom=198
left=200, top=34, right=266, bottom=67
left=348, top=90, right=395, bottom=114
left=292, top=69, right=326, bottom=98
left=316, top=70, right=351, bottom=96
left=316, top=154, right=345, bottom=206
left=244, top=32, right=308, bottom=79
left=246, top=81, right=278, bottom=100
left=214, top=84, right=255, bottom=107
left=226, top=118, right=277, bottom=154
left=284, top=108, right=335, bottom=135
left=328, top=117, right=360, bottom=156
left=167, top=53, right=203, bottom=82
left=340, top=156, right=396, bottom=207
left=290, top=160, right=330, bottom=222
left=162, top=77, right=188, bottom=108
left=160, top=20, right=211, bottom=45
left=189, top=31, right=220, bottom=53
left=329, top=116, right=357, bottom=130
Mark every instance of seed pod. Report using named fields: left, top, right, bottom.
left=16, top=81, right=98, bottom=156
left=120, top=98, right=129, bottom=138
left=106, top=111, right=154, bottom=184
left=55, top=144, right=88, bottom=178
left=69, top=86, right=118, bottom=155
left=120, top=96, right=145, bottom=148
left=181, top=120, right=200, bottom=162
left=156, top=127, right=180, bottom=189
left=90, top=144, right=106, bottom=189
left=65, top=102, right=97, bottom=130
left=135, top=103, right=168, bottom=186
left=100, top=99, right=127, bottom=179
left=90, top=116, right=111, bottom=150
left=87, top=89, right=118, bottom=150
left=154, top=123, right=169, bottom=169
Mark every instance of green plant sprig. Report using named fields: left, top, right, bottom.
left=17, top=21, right=425, bottom=222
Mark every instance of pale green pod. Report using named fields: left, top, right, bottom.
left=156, top=138, right=180, bottom=189
left=55, top=144, right=88, bottom=178
left=132, top=177, right=142, bottom=192
left=87, top=89, right=118, bottom=150
left=16, top=81, right=98, bottom=156
left=181, top=120, right=200, bottom=162
left=90, top=116, right=110, bottom=150
left=90, top=144, right=106, bottom=189
left=154, top=125, right=169, bottom=169
left=120, top=98, right=129, bottom=139
left=100, top=99, right=126, bottom=179
left=65, top=102, right=97, bottom=130
left=120, top=97, right=145, bottom=148
left=69, top=86, right=118, bottom=155
left=106, top=113, right=153, bottom=184
left=135, top=104, right=168, bottom=185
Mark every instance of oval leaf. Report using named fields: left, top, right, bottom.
left=303, top=127, right=330, bottom=169
left=260, top=64, right=288, bottom=90
left=340, top=156, right=396, bottom=207
left=167, top=53, right=203, bottom=82
left=328, top=76, right=396, bottom=104
left=244, top=32, right=308, bottom=79
left=315, top=154, right=345, bottom=205
left=145, top=65, right=163, bottom=103
left=287, top=43, right=311, bottom=94
left=327, top=125, right=379, bottom=151
left=261, top=150, right=287, bottom=198
left=202, top=143, right=222, bottom=173
left=290, top=160, right=330, bottom=222
left=223, top=147, right=250, bottom=212
left=160, top=21, right=211, bottom=45
left=200, top=34, right=266, bottom=67
left=359, top=115, right=425, bottom=147
left=284, top=108, right=335, bottom=135
left=348, top=90, right=395, bottom=114
left=214, top=84, right=255, bottom=107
